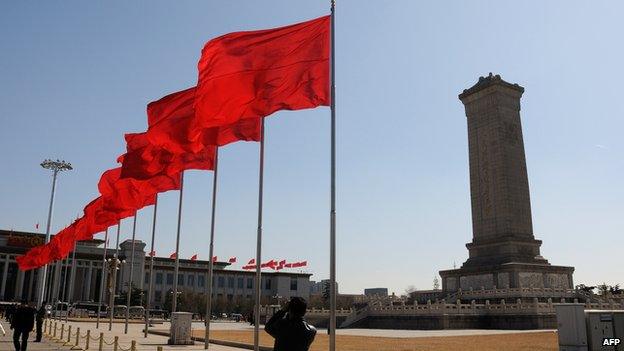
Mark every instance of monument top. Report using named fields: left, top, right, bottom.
left=459, top=73, right=524, bottom=100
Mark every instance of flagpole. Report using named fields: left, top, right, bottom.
left=172, top=171, right=185, bottom=314
left=96, top=228, right=109, bottom=329
left=109, top=221, right=121, bottom=331
left=64, top=240, right=77, bottom=323
left=254, top=118, right=265, bottom=351
left=144, top=195, right=158, bottom=338
left=329, top=1, right=338, bottom=350
left=59, top=251, right=70, bottom=320
left=125, top=214, right=138, bottom=334
left=204, top=148, right=219, bottom=349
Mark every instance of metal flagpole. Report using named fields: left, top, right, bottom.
left=59, top=253, right=70, bottom=320
left=204, top=148, right=219, bottom=349
left=64, top=240, right=77, bottom=323
left=109, top=222, right=121, bottom=331
left=329, top=1, right=337, bottom=350
left=172, top=171, right=185, bottom=313
left=96, top=228, right=109, bottom=329
left=253, top=118, right=265, bottom=351
left=144, top=195, right=158, bottom=337
left=124, top=214, right=138, bottom=334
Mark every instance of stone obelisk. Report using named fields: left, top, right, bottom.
left=439, top=74, right=573, bottom=292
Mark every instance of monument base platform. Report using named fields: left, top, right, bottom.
left=439, top=262, right=574, bottom=293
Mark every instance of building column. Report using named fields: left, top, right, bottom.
left=0, top=256, right=8, bottom=299
left=27, top=270, right=35, bottom=301
left=15, top=269, right=25, bottom=299
left=85, top=263, right=93, bottom=301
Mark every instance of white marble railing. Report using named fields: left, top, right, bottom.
left=363, top=300, right=624, bottom=317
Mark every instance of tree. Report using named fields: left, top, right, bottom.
left=575, top=284, right=596, bottom=294
left=597, top=283, right=610, bottom=296
left=405, top=285, right=417, bottom=296
left=115, top=287, right=146, bottom=306
left=609, top=284, right=622, bottom=295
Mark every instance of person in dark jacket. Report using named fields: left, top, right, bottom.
left=265, top=297, right=316, bottom=351
left=35, top=302, right=46, bottom=342
left=10, top=300, right=36, bottom=351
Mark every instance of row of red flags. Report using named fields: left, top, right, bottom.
left=241, top=259, right=308, bottom=271
left=16, top=15, right=330, bottom=271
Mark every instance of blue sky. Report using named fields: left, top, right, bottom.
left=1, top=1, right=622, bottom=294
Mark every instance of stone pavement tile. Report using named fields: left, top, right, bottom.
left=42, top=319, right=248, bottom=351
left=0, top=320, right=68, bottom=351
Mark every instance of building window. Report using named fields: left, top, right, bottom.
left=227, top=277, right=234, bottom=288
left=166, top=273, right=173, bottom=285
left=144, top=273, right=149, bottom=285
left=156, top=273, right=163, bottom=285
left=247, top=278, right=253, bottom=289
left=188, top=275, right=194, bottom=286
left=178, top=274, right=184, bottom=286
left=198, top=276, right=205, bottom=287
left=237, top=277, right=244, bottom=289
left=290, top=278, right=298, bottom=291
left=265, top=278, right=271, bottom=290
left=155, top=290, right=162, bottom=302
left=218, top=276, right=225, bottom=288
left=227, top=294, right=233, bottom=301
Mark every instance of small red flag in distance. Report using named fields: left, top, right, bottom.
left=212, top=256, right=217, bottom=263
left=247, top=258, right=255, bottom=265
left=195, top=15, right=330, bottom=129
left=190, top=254, right=198, bottom=261
left=35, top=223, right=39, bottom=229
left=169, top=252, right=177, bottom=259
left=228, top=257, right=237, bottom=263
left=149, top=250, right=156, bottom=257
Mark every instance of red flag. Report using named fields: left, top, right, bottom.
left=212, top=256, right=218, bottom=263
left=284, top=263, right=293, bottom=268
left=228, top=257, right=237, bottom=263
left=247, top=258, right=255, bottom=265
left=195, top=16, right=330, bottom=129
left=242, top=265, right=256, bottom=270
left=120, top=133, right=216, bottom=180
left=35, top=223, right=39, bottom=229
left=190, top=254, right=198, bottom=261
left=169, top=252, right=177, bottom=259
left=146, top=88, right=262, bottom=155
left=149, top=250, right=156, bottom=257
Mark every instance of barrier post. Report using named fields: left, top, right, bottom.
left=113, top=336, right=119, bottom=351
left=75, top=327, right=80, bottom=346
left=98, top=333, right=104, bottom=351
left=131, top=340, right=137, bottom=351
left=85, top=329, right=91, bottom=350
left=53, top=321, right=58, bottom=338
left=59, top=324, right=64, bottom=341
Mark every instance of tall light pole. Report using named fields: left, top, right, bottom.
left=37, top=159, right=72, bottom=309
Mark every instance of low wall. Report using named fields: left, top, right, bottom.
left=350, top=314, right=557, bottom=330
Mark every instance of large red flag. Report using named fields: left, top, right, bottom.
left=194, top=16, right=330, bottom=128
left=146, top=87, right=261, bottom=154
left=120, top=133, right=216, bottom=180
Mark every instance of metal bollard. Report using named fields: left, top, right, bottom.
left=131, top=340, right=137, bottom=351
left=98, top=333, right=104, bottom=351
left=64, top=325, right=73, bottom=345
left=113, top=336, right=119, bottom=351
left=157, top=347, right=163, bottom=351
left=44, top=319, right=47, bottom=334
left=59, top=324, right=65, bottom=341
left=54, top=321, right=58, bottom=338
left=75, top=327, right=80, bottom=346
left=85, top=329, right=91, bottom=350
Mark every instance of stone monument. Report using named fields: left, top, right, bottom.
left=439, top=74, right=574, bottom=292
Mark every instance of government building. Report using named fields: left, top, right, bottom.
left=0, top=229, right=312, bottom=309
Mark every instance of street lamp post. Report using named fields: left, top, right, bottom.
left=37, top=159, right=72, bottom=309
